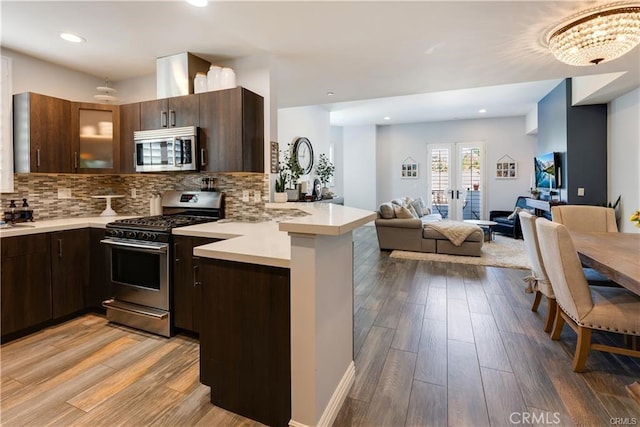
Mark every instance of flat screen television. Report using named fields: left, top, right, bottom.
left=534, top=152, right=561, bottom=189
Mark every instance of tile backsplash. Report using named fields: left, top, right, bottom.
left=1, top=173, right=304, bottom=222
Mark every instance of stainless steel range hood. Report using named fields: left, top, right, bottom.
left=156, top=52, right=210, bottom=98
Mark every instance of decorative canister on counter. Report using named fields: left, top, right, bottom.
left=220, top=67, right=236, bottom=89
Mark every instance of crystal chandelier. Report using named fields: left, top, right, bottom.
left=546, top=2, right=640, bottom=66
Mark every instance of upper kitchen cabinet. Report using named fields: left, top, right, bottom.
left=140, top=94, right=199, bottom=130
left=199, top=87, right=264, bottom=172
left=119, top=102, right=141, bottom=174
left=13, top=92, right=72, bottom=173
left=71, top=102, right=120, bottom=174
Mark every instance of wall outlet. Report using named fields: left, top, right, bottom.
left=57, top=188, right=72, bottom=199
left=577, top=187, right=585, bottom=196
left=242, top=190, right=250, bottom=202
left=131, top=188, right=137, bottom=198
left=253, top=190, right=261, bottom=203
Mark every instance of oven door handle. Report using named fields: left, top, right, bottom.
left=101, top=239, right=168, bottom=253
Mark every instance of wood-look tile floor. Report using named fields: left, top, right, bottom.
left=1, top=226, right=639, bottom=426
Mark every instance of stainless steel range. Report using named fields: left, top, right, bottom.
left=101, top=190, right=224, bottom=337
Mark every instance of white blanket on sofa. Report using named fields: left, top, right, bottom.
left=424, top=220, right=480, bottom=247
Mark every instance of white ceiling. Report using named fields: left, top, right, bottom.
left=2, top=1, right=639, bottom=125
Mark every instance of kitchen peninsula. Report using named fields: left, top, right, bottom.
left=176, top=202, right=376, bottom=427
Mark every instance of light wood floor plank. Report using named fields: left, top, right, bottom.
left=391, top=303, right=424, bottom=353
left=414, top=318, right=447, bottom=386
left=471, top=312, right=512, bottom=372
left=447, top=340, right=489, bottom=426
left=405, top=380, right=446, bottom=427
left=423, top=286, right=447, bottom=321
left=481, top=367, right=528, bottom=426
left=348, top=325, right=395, bottom=402
left=353, top=308, right=379, bottom=359
left=447, top=298, right=474, bottom=343
left=332, top=397, right=370, bottom=427
left=362, top=348, right=416, bottom=427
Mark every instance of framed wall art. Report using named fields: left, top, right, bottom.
left=495, top=154, right=517, bottom=179
left=401, top=157, right=418, bottom=179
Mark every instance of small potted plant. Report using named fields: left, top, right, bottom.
left=315, top=153, right=335, bottom=197
left=281, top=145, right=304, bottom=201
left=630, top=209, right=640, bottom=228
left=274, top=165, right=288, bottom=203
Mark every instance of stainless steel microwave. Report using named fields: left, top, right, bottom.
left=134, top=126, right=198, bottom=172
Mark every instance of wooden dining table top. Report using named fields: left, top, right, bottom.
left=570, top=231, right=640, bottom=296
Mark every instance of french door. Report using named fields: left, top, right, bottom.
left=427, top=142, right=485, bottom=220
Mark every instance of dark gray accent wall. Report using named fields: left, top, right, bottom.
left=537, top=79, right=608, bottom=206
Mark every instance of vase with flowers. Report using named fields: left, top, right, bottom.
left=630, top=210, right=640, bottom=228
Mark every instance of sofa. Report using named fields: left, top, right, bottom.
left=375, top=197, right=484, bottom=256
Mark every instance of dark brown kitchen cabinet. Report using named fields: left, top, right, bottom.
left=173, top=235, right=218, bottom=333
left=71, top=102, right=120, bottom=174
left=199, top=258, right=290, bottom=427
left=13, top=92, right=72, bottom=173
left=1, top=234, right=52, bottom=336
left=88, top=228, right=110, bottom=309
left=199, top=87, right=264, bottom=172
left=50, top=229, right=89, bottom=318
left=140, top=94, right=199, bottom=130
left=118, top=102, right=141, bottom=173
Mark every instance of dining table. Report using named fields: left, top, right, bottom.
left=569, top=231, right=640, bottom=404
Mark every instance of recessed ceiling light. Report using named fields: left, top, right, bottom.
left=327, top=91, right=335, bottom=96
left=186, top=0, right=208, bottom=6
left=60, top=32, right=85, bottom=43
left=383, top=116, right=391, bottom=121
left=478, top=109, right=487, bottom=113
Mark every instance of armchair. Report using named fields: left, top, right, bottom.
left=489, top=196, right=529, bottom=239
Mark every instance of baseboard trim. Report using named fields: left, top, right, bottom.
left=289, top=361, right=355, bottom=427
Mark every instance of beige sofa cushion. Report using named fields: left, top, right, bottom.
left=423, top=226, right=483, bottom=242
left=393, top=205, right=414, bottom=218
left=379, top=202, right=396, bottom=219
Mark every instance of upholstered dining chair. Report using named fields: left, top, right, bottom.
left=535, top=218, right=640, bottom=372
left=518, top=211, right=556, bottom=333
left=551, top=205, right=618, bottom=232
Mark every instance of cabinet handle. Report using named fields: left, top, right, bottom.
left=74, top=152, right=78, bottom=169
left=174, top=242, right=180, bottom=262
left=36, top=149, right=41, bottom=167
left=170, top=110, right=176, bottom=127
left=193, top=261, right=201, bottom=287
left=200, top=148, right=207, bottom=167
left=161, top=111, right=168, bottom=128
left=58, top=239, right=63, bottom=258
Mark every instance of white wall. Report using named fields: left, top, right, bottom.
left=608, top=87, right=640, bottom=233
left=343, top=125, right=377, bottom=210
left=376, top=116, right=537, bottom=215
left=4, top=48, right=104, bottom=102
left=277, top=105, right=334, bottom=194
left=330, top=126, right=344, bottom=197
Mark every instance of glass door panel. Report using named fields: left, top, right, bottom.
left=428, top=142, right=485, bottom=220
left=79, top=108, right=114, bottom=168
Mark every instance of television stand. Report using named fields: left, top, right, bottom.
left=526, top=198, right=566, bottom=217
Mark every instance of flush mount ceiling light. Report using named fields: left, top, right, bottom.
left=478, top=109, right=487, bottom=113
left=60, top=32, right=85, bottom=43
left=545, top=2, right=640, bottom=66
left=186, top=0, right=208, bottom=7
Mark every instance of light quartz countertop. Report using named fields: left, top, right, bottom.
left=0, top=203, right=377, bottom=269
left=0, top=216, right=139, bottom=238
left=186, top=203, right=376, bottom=268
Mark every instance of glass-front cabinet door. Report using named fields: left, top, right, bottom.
left=71, top=102, right=119, bottom=173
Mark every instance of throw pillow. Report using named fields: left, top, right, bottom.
left=406, top=204, right=420, bottom=218
left=379, top=202, right=396, bottom=219
left=393, top=204, right=414, bottom=219
left=391, top=198, right=405, bottom=206
left=410, top=200, right=423, bottom=217
left=507, top=207, right=522, bottom=220
left=416, top=197, right=431, bottom=216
